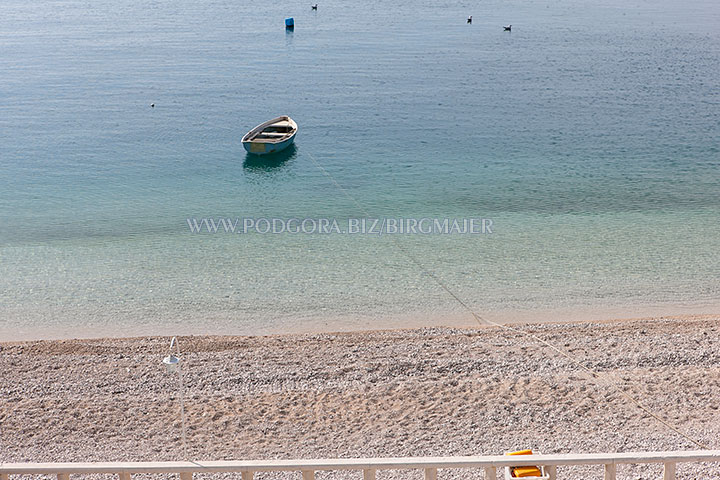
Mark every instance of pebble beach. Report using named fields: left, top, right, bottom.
left=1, top=315, right=719, bottom=479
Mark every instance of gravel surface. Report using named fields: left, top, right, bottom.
left=1, top=315, right=719, bottom=479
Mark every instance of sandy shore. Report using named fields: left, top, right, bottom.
left=1, top=315, right=719, bottom=479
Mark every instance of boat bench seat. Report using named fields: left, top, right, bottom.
left=256, top=132, right=288, bottom=138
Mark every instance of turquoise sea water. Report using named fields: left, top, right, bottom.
left=1, top=0, right=719, bottom=339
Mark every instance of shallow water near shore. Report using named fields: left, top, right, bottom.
left=1, top=0, right=719, bottom=340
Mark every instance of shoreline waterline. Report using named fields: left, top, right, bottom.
left=2, top=306, right=718, bottom=343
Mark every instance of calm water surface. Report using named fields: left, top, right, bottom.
left=1, top=0, right=719, bottom=339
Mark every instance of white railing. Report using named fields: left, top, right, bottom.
left=2, top=451, right=720, bottom=480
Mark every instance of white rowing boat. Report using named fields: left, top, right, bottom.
left=242, top=116, right=298, bottom=155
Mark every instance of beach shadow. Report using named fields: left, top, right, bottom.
left=243, top=144, right=298, bottom=173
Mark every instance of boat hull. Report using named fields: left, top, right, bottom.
left=243, top=135, right=296, bottom=155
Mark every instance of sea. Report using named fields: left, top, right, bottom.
left=1, top=0, right=718, bottom=340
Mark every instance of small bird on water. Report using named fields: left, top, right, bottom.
left=311, top=4, right=317, bottom=9
left=503, top=24, right=512, bottom=31
left=150, top=103, right=155, bottom=108
left=467, top=15, right=472, bottom=24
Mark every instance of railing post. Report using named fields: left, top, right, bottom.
left=180, top=473, right=193, bottom=480
left=302, top=471, right=315, bottom=480
left=484, top=466, right=496, bottom=479
left=118, top=473, right=131, bottom=480
left=58, top=474, right=69, bottom=480
left=546, top=465, right=556, bottom=480
left=1, top=473, right=9, bottom=480
left=363, top=469, right=376, bottom=480
left=664, top=462, right=676, bottom=480
left=425, top=468, right=437, bottom=480
left=604, top=464, right=616, bottom=480
left=241, top=473, right=253, bottom=480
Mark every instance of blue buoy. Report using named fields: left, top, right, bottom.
left=285, top=17, right=294, bottom=29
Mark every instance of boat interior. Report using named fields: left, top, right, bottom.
left=247, top=120, right=296, bottom=142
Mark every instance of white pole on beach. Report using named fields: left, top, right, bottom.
left=163, top=336, right=189, bottom=459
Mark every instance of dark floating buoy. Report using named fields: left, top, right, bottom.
left=504, top=24, right=512, bottom=31
left=311, top=4, right=317, bottom=10
left=285, top=17, right=294, bottom=29
left=467, top=15, right=472, bottom=24
left=150, top=103, right=155, bottom=108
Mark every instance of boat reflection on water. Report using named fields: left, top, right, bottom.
left=243, top=144, right=297, bottom=173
